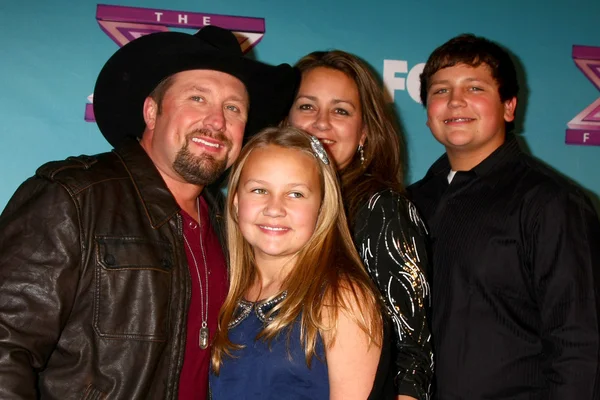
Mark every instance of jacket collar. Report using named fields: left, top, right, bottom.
left=113, top=139, right=180, bottom=229
left=112, top=139, right=227, bottom=244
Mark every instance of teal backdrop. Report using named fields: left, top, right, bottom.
left=1, top=0, right=598, bottom=210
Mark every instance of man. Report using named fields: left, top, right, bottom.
left=409, top=34, right=600, bottom=399
left=0, top=26, right=298, bottom=399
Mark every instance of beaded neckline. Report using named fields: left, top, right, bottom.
left=229, top=291, right=288, bottom=328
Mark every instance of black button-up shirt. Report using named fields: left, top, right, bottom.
left=408, top=136, right=600, bottom=399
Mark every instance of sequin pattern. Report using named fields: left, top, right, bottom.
left=354, top=189, right=433, bottom=399
left=229, top=291, right=288, bottom=329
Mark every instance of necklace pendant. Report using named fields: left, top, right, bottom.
left=199, top=326, right=209, bottom=350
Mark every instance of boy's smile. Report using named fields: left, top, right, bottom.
left=425, top=63, right=517, bottom=170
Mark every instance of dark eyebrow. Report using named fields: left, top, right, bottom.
left=428, top=79, right=451, bottom=87
left=296, top=94, right=357, bottom=109
left=331, top=99, right=356, bottom=108
left=296, top=94, right=317, bottom=101
left=430, top=77, right=491, bottom=86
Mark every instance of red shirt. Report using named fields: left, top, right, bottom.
left=178, top=196, right=228, bottom=399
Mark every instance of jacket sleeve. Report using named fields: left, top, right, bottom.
left=354, top=190, right=433, bottom=399
left=529, top=188, right=600, bottom=399
left=0, top=177, right=82, bottom=398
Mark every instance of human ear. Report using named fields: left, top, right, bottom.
left=143, top=97, right=158, bottom=130
left=503, top=97, right=518, bottom=122
left=359, top=125, right=367, bottom=147
left=233, top=193, right=239, bottom=218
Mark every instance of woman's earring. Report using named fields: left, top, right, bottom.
left=358, top=145, right=365, bottom=165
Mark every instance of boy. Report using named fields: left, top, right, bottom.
left=409, top=34, right=600, bottom=399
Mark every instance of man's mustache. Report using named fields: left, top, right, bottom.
left=186, top=129, right=231, bottom=148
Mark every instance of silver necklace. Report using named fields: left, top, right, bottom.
left=183, top=197, right=210, bottom=350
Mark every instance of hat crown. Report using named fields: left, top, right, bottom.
left=194, top=26, right=242, bottom=56
left=94, top=26, right=299, bottom=148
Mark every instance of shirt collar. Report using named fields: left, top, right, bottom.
left=471, top=134, right=521, bottom=181
left=228, top=291, right=288, bottom=329
left=424, top=134, right=522, bottom=188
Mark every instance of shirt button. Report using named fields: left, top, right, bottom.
left=188, top=221, right=198, bottom=229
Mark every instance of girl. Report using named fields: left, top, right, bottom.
left=210, top=126, right=384, bottom=399
left=288, top=51, right=432, bottom=400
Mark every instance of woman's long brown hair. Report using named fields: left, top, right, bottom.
left=294, top=51, right=405, bottom=222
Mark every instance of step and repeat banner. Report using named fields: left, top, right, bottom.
left=0, top=0, right=598, bottom=209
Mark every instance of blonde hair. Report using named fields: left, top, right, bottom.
left=294, top=50, right=405, bottom=222
left=211, top=126, right=382, bottom=373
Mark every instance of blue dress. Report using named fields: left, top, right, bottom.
left=210, top=292, right=329, bottom=399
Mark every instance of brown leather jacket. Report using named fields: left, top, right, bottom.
left=0, top=140, right=225, bottom=399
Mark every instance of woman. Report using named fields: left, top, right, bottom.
left=210, top=126, right=384, bottom=399
left=288, top=51, right=432, bottom=400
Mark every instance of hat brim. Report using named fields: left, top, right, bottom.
left=93, top=30, right=299, bottom=148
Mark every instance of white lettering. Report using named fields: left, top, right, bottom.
left=154, top=12, right=163, bottom=22
left=383, top=59, right=426, bottom=103
left=583, top=132, right=590, bottom=142
left=179, top=14, right=188, bottom=24
left=203, top=16, right=211, bottom=25
left=383, top=60, right=407, bottom=103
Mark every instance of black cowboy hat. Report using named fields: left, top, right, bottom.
left=93, top=25, right=299, bottom=148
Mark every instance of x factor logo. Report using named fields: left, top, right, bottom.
left=565, top=45, right=600, bottom=146
left=85, top=4, right=266, bottom=122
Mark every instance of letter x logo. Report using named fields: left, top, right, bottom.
left=85, top=4, right=266, bottom=122
left=565, top=45, right=600, bottom=146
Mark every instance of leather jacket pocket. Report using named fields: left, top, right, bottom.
left=94, top=236, right=173, bottom=341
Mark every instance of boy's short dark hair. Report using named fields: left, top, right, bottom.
left=419, top=34, right=519, bottom=108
